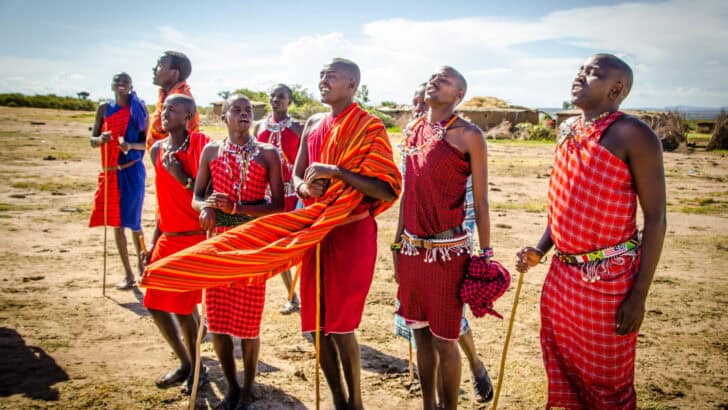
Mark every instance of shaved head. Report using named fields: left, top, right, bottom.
left=440, top=66, right=467, bottom=96
left=222, top=94, right=251, bottom=114
left=592, top=53, right=633, bottom=101
left=328, top=58, right=361, bottom=90
left=113, top=72, right=132, bottom=83
left=165, top=93, right=196, bottom=116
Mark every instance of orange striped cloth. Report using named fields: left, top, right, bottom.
left=140, top=103, right=402, bottom=292
left=146, top=81, right=200, bottom=151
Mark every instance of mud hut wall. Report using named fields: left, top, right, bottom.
left=460, top=109, right=537, bottom=130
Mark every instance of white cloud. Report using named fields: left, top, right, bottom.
left=1, top=0, right=725, bottom=109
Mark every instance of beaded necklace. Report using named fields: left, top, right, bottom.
left=222, top=136, right=259, bottom=200
left=163, top=133, right=190, bottom=155
left=558, top=111, right=613, bottom=147
left=263, top=115, right=294, bottom=171
left=403, top=113, right=459, bottom=157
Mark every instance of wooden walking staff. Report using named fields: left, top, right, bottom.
left=491, top=269, right=525, bottom=410
left=189, top=229, right=213, bottom=410
left=315, top=243, right=321, bottom=410
left=188, top=289, right=207, bottom=410
left=101, top=128, right=109, bottom=296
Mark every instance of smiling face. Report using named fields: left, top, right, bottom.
left=424, top=67, right=464, bottom=107
left=161, top=97, right=191, bottom=132
left=153, top=55, right=178, bottom=87
left=111, top=74, right=132, bottom=98
left=319, top=63, right=355, bottom=106
left=223, top=96, right=254, bottom=134
left=269, top=86, right=292, bottom=115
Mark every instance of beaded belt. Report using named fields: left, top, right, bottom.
left=400, top=228, right=472, bottom=263
left=556, top=237, right=639, bottom=265
left=104, top=158, right=141, bottom=171
left=215, top=212, right=256, bottom=227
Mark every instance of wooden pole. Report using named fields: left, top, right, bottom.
left=102, top=134, right=108, bottom=297
left=315, top=244, right=321, bottom=410
left=188, top=289, right=207, bottom=410
left=492, top=270, right=525, bottom=410
left=408, top=342, right=414, bottom=382
left=288, top=263, right=301, bottom=302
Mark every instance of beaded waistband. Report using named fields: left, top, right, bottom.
left=556, top=236, right=640, bottom=282
left=400, top=229, right=472, bottom=263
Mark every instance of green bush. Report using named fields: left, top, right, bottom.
left=0, top=93, right=96, bottom=111
left=514, top=122, right=556, bottom=140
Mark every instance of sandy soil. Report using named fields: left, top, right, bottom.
left=0, top=106, right=727, bottom=409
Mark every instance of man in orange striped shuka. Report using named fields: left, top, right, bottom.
left=146, top=51, right=200, bottom=151
left=517, top=54, right=666, bottom=410
left=141, top=58, right=401, bottom=408
left=293, top=58, right=399, bottom=409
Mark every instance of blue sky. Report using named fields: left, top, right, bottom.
left=0, top=0, right=725, bottom=109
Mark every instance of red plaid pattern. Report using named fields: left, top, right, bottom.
left=206, top=283, right=267, bottom=339
left=542, top=112, right=639, bottom=409
left=209, top=151, right=269, bottom=203
left=460, top=257, right=510, bottom=319
left=548, top=112, right=637, bottom=255
left=205, top=146, right=269, bottom=338
left=396, top=251, right=469, bottom=341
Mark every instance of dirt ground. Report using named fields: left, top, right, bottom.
left=0, top=106, right=727, bottom=409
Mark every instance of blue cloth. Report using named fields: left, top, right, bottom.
left=106, top=100, right=146, bottom=231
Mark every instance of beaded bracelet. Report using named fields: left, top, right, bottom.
left=390, top=242, right=402, bottom=251
left=478, top=247, right=494, bottom=259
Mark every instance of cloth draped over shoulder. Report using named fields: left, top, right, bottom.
left=146, top=81, right=200, bottom=151
left=140, top=103, right=402, bottom=292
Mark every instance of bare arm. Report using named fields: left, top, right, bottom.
left=293, top=114, right=328, bottom=198
left=89, top=103, right=109, bottom=147
left=192, top=143, right=217, bottom=211
left=614, top=119, right=667, bottom=335
left=463, top=125, right=491, bottom=249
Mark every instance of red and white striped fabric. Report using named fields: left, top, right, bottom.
left=542, top=112, right=640, bottom=409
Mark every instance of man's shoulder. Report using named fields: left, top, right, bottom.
left=609, top=114, right=660, bottom=148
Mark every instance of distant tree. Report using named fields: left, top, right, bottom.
left=356, top=84, right=370, bottom=106
left=380, top=101, right=398, bottom=108
left=233, top=88, right=269, bottom=103
left=218, top=90, right=231, bottom=100
left=77, top=91, right=90, bottom=100
left=562, top=100, right=574, bottom=110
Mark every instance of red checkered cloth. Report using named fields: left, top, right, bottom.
left=88, top=107, right=129, bottom=228
left=205, top=147, right=269, bottom=338
left=542, top=111, right=640, bottom=409
left=397, top=120, right=472, bottom=340
left=460, top=257, right=510, bottom=319
left=206, top=283, right=267, bottom=339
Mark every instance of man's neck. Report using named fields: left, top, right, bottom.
left=161, top=81, right=181, bottom=93
left=115, top=95, right=129, bottom=107
left=580, top=104, right=619, bottom=123
left=272, top=111, right=288, bottom=122
left=168, top=128, right=188, bottom=144
left=427, top=103, right=456, bottom=124
left=229, top=131, right=251, bottom=145
left=329, top=98, right=354, bottom=117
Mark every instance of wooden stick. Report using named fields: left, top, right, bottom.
left=492, top=270, right=525, bottom=410
left=102, top=137, right=108, bottom=297
left=408, top=341, right=414, bottom=382
left=315, top=244, right=321, bottom=410
left=288, top=263, right=301, bottom=301
left=188, top=289, right=207, bottom=410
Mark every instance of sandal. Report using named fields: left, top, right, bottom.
left=473, top=366, right=494, bottom=403
left=155, top=367, right=188, bottom=388
left=181, top=365, right=208, bottom=395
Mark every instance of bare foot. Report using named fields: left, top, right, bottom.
left=155, top=366, right=189, bottom=388
left=115, top=276, right=136, bottom=290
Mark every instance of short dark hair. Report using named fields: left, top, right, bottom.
left=330, top=58, right=361, bottom=90
left=165, top=93, right=196, bottom=116
left=113, top=72, right=132, bottom=83
left=163, top=51, right=192, bottom=81
left=222, top=94, right=251, bottom=114
left=271, top=84, right=293, bottom=101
